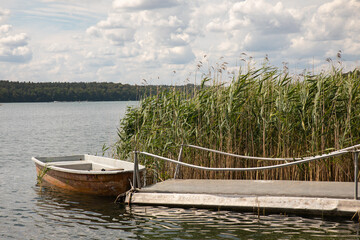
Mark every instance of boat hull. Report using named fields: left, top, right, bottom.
left=33, top=155, right=145, bottom=196
left=36, top=164, right=137, bottom=196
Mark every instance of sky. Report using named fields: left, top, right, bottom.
left=0, top=0, right=359, bottom=85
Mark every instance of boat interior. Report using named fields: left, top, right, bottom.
left=33, top=155, right=137, bottom=172
left=47, top=161, right=124, bottom=171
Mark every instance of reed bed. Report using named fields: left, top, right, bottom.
left=114, top=63, right=360, bottom=183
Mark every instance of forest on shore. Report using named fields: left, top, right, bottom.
left=0, top=80, right=193, bottom=102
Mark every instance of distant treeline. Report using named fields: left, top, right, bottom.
left=0, top=80, right=195, bottom=102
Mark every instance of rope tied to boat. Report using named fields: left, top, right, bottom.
left=114, top=178, right=139, bottom=204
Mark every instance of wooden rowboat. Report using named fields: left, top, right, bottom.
left=32, top=154, right=145, bottom=196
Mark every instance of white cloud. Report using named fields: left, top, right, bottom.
left=281, top=0, right=360, bottom=70
left=1, top=0, right=360, bottom=84
left=0, top=33, right=29, bottom=47
left=0, top=7, right=10, bottom=22
left=0, top=45, right=32, bottom=62
left=112, top=0, right=179, bottom=11
left=104, top=28, right=136, bottom=46
left=244, top=32, right=291, bottom=52
left=86, top=0, right=195, bottom=73
left=162, top=45, right=195, bottom=64
left=305, top=0, right=360, bottom=41
left=47, top=43, right=71, bottom=53
left=197, top=0, right=303, bottom=63
left=0, top=9, right=32, bottom=63
left=227, top=0, right=301, bottom=34
left=0, top=24, right=11, bottom=34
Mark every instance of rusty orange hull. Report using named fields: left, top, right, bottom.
left=32, top=155, right=145, bottom=196
left=35, top=164, right=134, bottom=196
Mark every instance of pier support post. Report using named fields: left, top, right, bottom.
left=133, top=151, right=141, bottom=189
left=354, top=151, right=359, bottom=200
left=174, top=144, right=183, bottom=179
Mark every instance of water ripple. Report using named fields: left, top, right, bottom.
left=1, top=102, right=360, bottom=239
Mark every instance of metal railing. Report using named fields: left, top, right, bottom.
left=132, top=144, right=360, bottom=199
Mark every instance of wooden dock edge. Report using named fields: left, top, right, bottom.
left=125, top=192, right=360, bottom=217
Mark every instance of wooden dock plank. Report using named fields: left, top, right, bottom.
left=125, top=180, right=360, bottom=216
left=138, top=179, right=358, bottom=199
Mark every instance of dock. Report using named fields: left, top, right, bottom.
left=126, top=144, right=360, bottom=217
left=125, top=179, right=360, bottom=217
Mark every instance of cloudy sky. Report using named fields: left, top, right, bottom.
left=0, top=0, right=359, bottom=85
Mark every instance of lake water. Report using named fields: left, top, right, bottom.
left=0, top=101, right=359, bottom=239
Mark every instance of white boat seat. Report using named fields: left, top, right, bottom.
left=47, top=160, right=124, bottom=171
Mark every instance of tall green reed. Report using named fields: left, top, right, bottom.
left=115, top=63, right=360, bottom=183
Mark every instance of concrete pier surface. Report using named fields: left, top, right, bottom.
left=125, top=180, right=360, bottom=217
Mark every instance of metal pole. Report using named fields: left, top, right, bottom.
left=174, top=144, right=183, bottom=179
left=354, top=152, right=359, bottom=200
left=133, top=151, right=138, bottom=189
left=135, top=155, right=141, bottom=189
